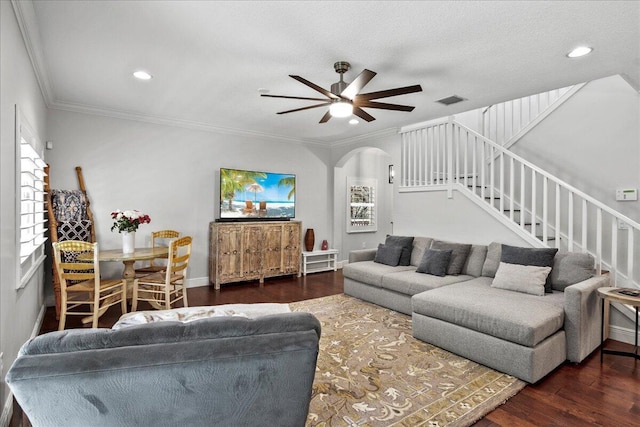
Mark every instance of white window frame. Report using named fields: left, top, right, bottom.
left=16, top=105, right=47, bottom=289
left=346, top=177, right=377, bottom=233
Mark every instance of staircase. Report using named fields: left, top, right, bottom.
left=480, top=84, right=584, bottom=149
left=398, top=117, right=640, bottom=291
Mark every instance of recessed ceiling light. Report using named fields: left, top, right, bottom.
left=257, top=88, right=270, bottom=94
left=349, top=119, right=359, bottom=125
left=567, top=46, right=593, bottom=58
left=133, top=70, right=153, bottom=80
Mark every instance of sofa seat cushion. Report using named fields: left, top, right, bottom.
left=382, top=270, right=474, bottom=296
left=411, top=277, right=565, bottom=347
left=342, top=261, right=415, bottom=287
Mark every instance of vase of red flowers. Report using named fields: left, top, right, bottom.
left=110, top=210, right=151, bottom=254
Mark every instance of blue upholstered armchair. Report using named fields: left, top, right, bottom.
left=7, top=312, right=321, bottom=427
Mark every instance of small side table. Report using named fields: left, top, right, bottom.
left=597, top=286, right=640, bottom=362
left=301, top=249, right=339, bottom=276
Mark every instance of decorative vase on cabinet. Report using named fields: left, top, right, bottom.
left=304, top=228, right=315, bottom=251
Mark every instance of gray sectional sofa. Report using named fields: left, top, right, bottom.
left=343, top=237, right=607, bottom=383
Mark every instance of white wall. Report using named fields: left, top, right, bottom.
left=45, top=109, right=332, bottom=283
left=512, top=75, right=640, bottom=222
left=0, top=0, right=49, bottom=411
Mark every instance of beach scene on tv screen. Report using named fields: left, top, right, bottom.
left=220, top=168, right=295, bottom=218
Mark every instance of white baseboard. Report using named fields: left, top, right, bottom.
left=186, top=276, right=210, bottom=288
left=608, top=324, right=640, bottom=345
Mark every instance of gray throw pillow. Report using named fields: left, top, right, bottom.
left=481, top=242, right=502, bottom=278
left=410, top=237, right=433, bottom=267
left=430, top=240, right=472, bottom=275
left=416, top=248, right=453, bottom=276
left=373, top=244, right=403, bottom=266
left=501, top=244, right=558, bottom=293
left=491, top=262, right=551, bottom=296
left=551, top=252, right=595, bottom=291
left=385, top=235, right=414, bottom=266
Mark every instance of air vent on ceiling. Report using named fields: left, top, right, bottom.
left=436, top=95, right=467, bottom=106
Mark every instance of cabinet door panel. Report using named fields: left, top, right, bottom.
left=217, top=226, right=242, bottom=281
left=282, top=223, right=301, bottom=274
left=242, top=225, right=263, bottom=278
left=263, top=225, right=283, bottom=277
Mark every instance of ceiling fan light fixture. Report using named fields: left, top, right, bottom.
left=133, top=70, right=153, bottom=80
left=567, top=46, right=593, bottom=58
left=329, top=101, right=353, bottom=118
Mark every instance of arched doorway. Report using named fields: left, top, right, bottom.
left=333, top=147, right=394, bottom=261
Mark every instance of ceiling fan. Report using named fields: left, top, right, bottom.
left=262, top=61, right=423, bottom=123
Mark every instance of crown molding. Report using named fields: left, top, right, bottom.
left=49, top=100, right=331, bottom=147
left=329, top=127, right=399, bottom=148
left=11, top=0, right=54, bottom=106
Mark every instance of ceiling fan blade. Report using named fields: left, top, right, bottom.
left=353, top=107, right=376, bottom=122
left=262, top=94, right=329, bottom=102
left=356, top=84, right=423, bottom=101
left=290, top=75, right=339, bottom=99
left=355, top=100, right=415, bottom=112
left=276, top=102, right=331, bottom=115
left=319, top=110, right=332, bottom=123
left=340, top=69, right=377, bottom=100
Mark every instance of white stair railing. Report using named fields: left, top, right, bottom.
left=481, top=84, right=584, bottom=149
left=400, top=118, right=640, bottom=288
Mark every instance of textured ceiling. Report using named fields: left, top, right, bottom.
left=20, top=1, right=640, bottom=145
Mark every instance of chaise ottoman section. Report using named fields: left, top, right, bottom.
left=411, top=314, right=567, bottom=384
left=412, top=278, right=565, bottom=347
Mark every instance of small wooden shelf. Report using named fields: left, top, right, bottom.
left=301, top=249, right=339, bottom=276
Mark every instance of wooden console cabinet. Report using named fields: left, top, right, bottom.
left=209, top=221, right=301, bottom=289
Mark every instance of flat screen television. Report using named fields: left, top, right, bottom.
left=219, top=168, right=295, bottom=221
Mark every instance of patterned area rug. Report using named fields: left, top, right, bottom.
left=290, top=294, right=525, bottom=427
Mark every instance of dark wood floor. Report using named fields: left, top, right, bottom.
left=30, top=271, right=640, bottom=426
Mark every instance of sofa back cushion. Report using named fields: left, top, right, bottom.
left=551, top=252, right=595, bottom=291
left=410, top=237, right=433, bottom=267
left=481, top=242, right=502, bottom=277
left=461, top=244, right=488, bottom=277
left=431, top=240, right=472, bottom=275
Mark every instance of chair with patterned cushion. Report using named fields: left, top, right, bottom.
left=133, top=236, right=192, bottom=311
left=45, top=165, right=97, bottom=320
left=53, top=240, right=127, bottom=330
left=134, top=229, right=180, bottom=277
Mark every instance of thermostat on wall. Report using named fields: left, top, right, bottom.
left=616, top=188, right=638, bottom=201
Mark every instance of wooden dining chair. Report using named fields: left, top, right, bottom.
left=53, top=241, right=127, bottom=330
left=134, top=229, right=180, bottom=277
left=132, top=236, right=192, bottom=311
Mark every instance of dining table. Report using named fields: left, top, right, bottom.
left=97, top=247, right=170, bottom=290
left=78, top=246, right=169, bottom=323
